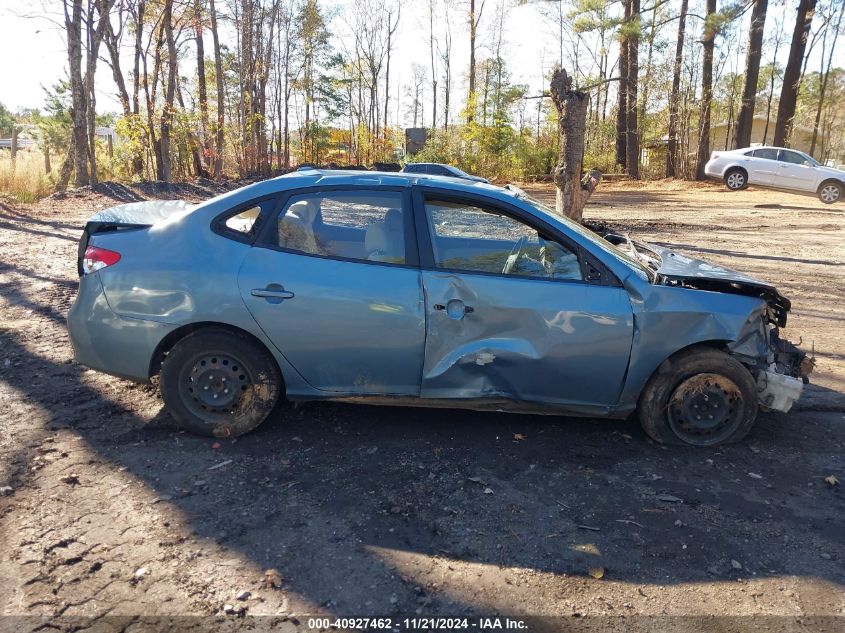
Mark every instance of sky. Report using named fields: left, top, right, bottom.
left=0, top=0, right=842, bottom=127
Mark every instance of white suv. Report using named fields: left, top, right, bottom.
left=704, top=146, right=844, bottom=204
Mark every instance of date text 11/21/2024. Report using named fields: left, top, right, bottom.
left=306, top=617, right=528, bottom=630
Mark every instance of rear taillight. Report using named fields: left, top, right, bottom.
left=82, top=246, right=121, bottom=274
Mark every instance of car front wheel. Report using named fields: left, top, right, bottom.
left=724, top=168, right=747, bottom=191
left=818, top=181, right=842, bottom=204
left=638, top=348, right=758, bottom=446
left=160, top=328, right=282, bottom=437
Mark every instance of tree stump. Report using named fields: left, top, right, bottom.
left=550, top=68, right=598, bottom=223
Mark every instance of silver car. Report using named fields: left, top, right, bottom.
left=68, top=170, right=810, bottom=445
left=705, top=146, right=845, bottom=203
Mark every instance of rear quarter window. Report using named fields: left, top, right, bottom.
left=216, top=197, right=278, bottom=242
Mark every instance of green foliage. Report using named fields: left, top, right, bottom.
left=0, top=102, right=15, bottom=137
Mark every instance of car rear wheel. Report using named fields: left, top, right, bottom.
left=724, top=168, right=747, bottom=191
left=818, top=181, right=842, bottom=204
left=160, top=328, right=282, bottom=437
left=638, top=348, right=758, bottom=446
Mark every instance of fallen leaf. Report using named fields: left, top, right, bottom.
left=211, top=442, right=222, bottom=450
left=824, top=475, right=839, bottom=487
left=513, top=433, right=527, bottom=441
left=587, top=566, right=605, bottom=580
left=748, top=472, right=763, bottom=480
left=483, top=487, right=494, bottom=495
left=263, top=568, right=283, bottom=589
left=467, top=476, right=485, bottom=485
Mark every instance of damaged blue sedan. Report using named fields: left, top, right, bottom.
left=67, top=170, right=811, bottom=445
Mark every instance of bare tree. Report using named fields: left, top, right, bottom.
left=466, top=0, right=485, bottom=124
left=550, top=67, right=597, bottom=222
left=64, top=0, right=89, bottom=188
left=159, top=0, right=178, bottom=181
left=734, top=0, right=769, bottom=148
left=441, top=0, right=452, bottom=129
left=696, top=0, right=717, bottom=181
left=809, top=0, right=844, bottom=156
left=774, top=0, right=817, bottom=146
left=666, top=0, right=688, bottom=177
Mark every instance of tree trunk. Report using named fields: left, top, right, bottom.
left=55, top=137, right=76, bottom=193
left=467, top=0, right=482, bottom=124
left=615, top=0, right=631, bottom=170
left=550, top=68, right=596, bottom=223
left=734, top=0, right=768, bottom=148
left=65, top=0, right=89, bottom=186
left=809, top=0, right=843, bottom=156
left=209, top=0, right=226, bottom=177
left=774, top=0, right=817, bottom=146
left=195, top=0, right=210, bottom=170
left=666, top=0, right=688, bottom=178
left=159, top=0, right=177, bottom=182
left=696, top=0, right=717, bottom=181
left=625, top=0, right=640, bottom=179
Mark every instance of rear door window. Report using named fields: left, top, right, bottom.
left=270, top=191, right=410, bottom=265
left=753, top=148, right=779, bottom=160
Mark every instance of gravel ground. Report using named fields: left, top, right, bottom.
left=0, top=179, right=843, bottom=630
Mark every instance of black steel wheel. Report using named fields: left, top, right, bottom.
left=161, top=328, right=281, bottom=437
left=638, top=348, right=758, bottom=446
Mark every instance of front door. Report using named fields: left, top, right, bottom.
left=238, top=188, right=425, bottom=395
left=777, top=149, right=817, bottom=193
left=416, top=193, right=634, bottom=407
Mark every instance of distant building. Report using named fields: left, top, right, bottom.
left=708, top=116, right=823, bottom=155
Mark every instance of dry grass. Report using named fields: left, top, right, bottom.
left=0, top=150, right=56, bottom=203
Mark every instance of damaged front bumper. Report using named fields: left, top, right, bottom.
left=755, top=332, right=814, bottom=413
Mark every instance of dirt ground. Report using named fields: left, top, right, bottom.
left=0, top=178, right=843, bottom=630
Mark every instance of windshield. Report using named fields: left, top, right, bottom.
left=449, top=165, right=472, bottom=178
left=513, top=192, right=653, bottom=280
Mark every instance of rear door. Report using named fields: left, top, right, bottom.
left=238, top=187, right=425, bottom=395
left=414, top=189, right=634, bottom=407
left=777, top=150, right=817, bottom=192
left=748, top=148, right=779, bottom=184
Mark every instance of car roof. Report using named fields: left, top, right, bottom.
left=278, top=167, right=494, bottom=191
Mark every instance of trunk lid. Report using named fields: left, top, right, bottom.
left=77, top=200, right=193, bottom=275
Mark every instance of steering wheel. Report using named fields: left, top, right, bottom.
left=502, top=235, right=528, bottom=275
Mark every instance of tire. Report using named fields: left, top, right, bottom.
left=160, top=328, right=282, bottom=437
left=818, top=181, right=842, bottom=204
left=638, top=347, right=758, bottom=447
left=724, top=168, right=747, bottom=191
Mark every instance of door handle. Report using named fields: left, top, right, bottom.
left=434, top=301, right=474, bottom=317
left=251, top=284, right=294, bottom=303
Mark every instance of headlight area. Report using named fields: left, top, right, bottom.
left=728, top=309, right=813, bottom=414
